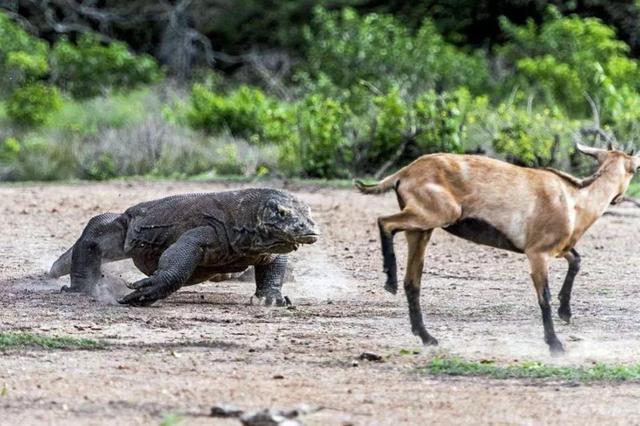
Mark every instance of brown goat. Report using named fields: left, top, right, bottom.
left=356, top=144, right=639, bottom=354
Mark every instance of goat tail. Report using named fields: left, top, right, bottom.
left=354, top=173, right=399, bottom=195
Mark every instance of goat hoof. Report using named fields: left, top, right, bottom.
left=384, top=281, right=398, bottom=295
left=548, top=341, right=565, bottom=356
left=558, top=307, right=572, bottom=324
left=424, top=337, right=439, bottom=346
left=419, top=333, right=438, bottom=346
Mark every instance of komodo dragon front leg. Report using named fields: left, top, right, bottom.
left=254, top=255, right=289, bottom=306
left=119, top=227, right=213, bottom=307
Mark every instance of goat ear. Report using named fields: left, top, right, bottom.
left=607, top=141, right=614, bottom=150
left=575, top=142, right=605, bottom=159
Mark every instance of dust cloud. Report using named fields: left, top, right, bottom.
left=289, top=240, right=357, bottom=300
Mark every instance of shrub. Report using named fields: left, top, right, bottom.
left=0, top=12, right=49, bottom=93
left=6, top=83, right=63, bottom=126
left=51, top=33, right=161, bottom=99
left=480, top=102, right=577, bottom=168
left=296, top=94, right=352, bottom=178
left=351, top=88, right=411, bottom=172
left=0, top=135, right=75, bottom=181
left=414, top=89, right=474, bottom=155
left=51, top=88, right=151, bottom=134
left=304, top=7, right=490, bottom=95
left=186, top=84, right=295, bottom=145
left=499, top=8, right=640, bottom=115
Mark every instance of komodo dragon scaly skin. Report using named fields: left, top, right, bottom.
left=48, top=189, right=318, bottom=307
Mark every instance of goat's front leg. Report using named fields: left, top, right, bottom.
left=527, top=252, right=564, bottom=355
left=558, top=248, right=581, bottom=324
left=404, top=230, right=438, bottom=345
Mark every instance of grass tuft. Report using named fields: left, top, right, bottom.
left=421, top=357, right=640, bottom=382
left=0, top=332, right=105, bottom=350
left=159, top=413, right=182, bottom=426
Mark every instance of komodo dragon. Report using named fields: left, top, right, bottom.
left=49, top=188, right=318, bottom=307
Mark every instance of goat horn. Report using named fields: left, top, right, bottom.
left=575, top=142, right=604, bottom=159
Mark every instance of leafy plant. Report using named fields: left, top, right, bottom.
left=0, top=12, right=49, bottom=93
left=52, top=33, right=161, bottom=99
left=304, top=7, right=489, bottom=95
left=6, top=83, right=62, bottom=126
left=296, top=94, right=352, bottom=178
left=500, top=8, right=640, bottom=115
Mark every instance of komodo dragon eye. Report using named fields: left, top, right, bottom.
left=277, top=206, right=292, bottom=217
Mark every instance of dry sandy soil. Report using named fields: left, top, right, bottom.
left=1, top=180, right=640, bottom=425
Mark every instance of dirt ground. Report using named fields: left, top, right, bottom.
left=2, top=180, right=640, bottom=425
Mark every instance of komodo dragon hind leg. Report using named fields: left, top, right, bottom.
left=63, top=213, right=127, bottom=293
left=253, top=255, right=289, bottom=306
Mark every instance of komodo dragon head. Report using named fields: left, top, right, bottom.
left=256, top=192, right=318, bottom=253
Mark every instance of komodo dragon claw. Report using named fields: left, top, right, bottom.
left=248, top=294, right=292, bottom=307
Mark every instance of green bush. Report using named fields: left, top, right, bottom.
left=0, top=12, right=49, bottom=93
left=304, top=7, right=490, bottom=95
left=481, top=103, right=577, bottom=167
left=297, top=94, right=352, bottom=178
left=0, top=135, right=75, bottom=181
left=51, top=88, right=151, bottom=134
left=414, top=88, right=476, bottom=155
left=186, top=84, right=294, bottom=145
left=500, top=8, right=640, bottom=114
left=52, top=33, right=161, bottom=99
left=6, top=83, right=63, bottom=126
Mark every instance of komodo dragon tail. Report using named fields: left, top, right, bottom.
left=49, top=246, right=73, bottom=278
left=354, top=171, right=400, bottom=195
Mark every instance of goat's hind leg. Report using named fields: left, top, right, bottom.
left=558, top=249, right=581, bottom=324
left=404, top=230, right=438, bottom=345
left=378, top=217, right=399, bottom=294
left=527, top=252, right=564, bottom=355
left=64, top=213, right=127, bottom=293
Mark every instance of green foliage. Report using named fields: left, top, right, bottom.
left=0, top=12, right=49, bottom=92
left=297, top=94, right=352, bottom=178
left=0, top=332, right=104, bottom=350
left=159, top=413, right=182, bottom=426
left=186, top=84, right=294, bottom=145
left=51, top=88, right=151, bottom=134
left=304, top=7, right=489, bottom=95
left=6, top=83, right=62, bottom=126
left=479, top=102, right=576, bottom=167
left=0, top=135, right=76, bottom=181
left=358, top=88, right=410, bottom=168
left=602, top=85, right=640, bottom=143
left=414, top=88, right=476, bottom=155
left=500, top=8, right=640, bottom=114
left=0, top=137, right=20, bottom=163
left=52, top=33, right=161, bottom=99
left=422, top=357, right=640, bottom=382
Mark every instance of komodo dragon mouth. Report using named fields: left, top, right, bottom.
left=296, top=233, right=319, bottom=244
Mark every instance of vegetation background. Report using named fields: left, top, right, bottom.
left=1, top=0, right=639, bottom=193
